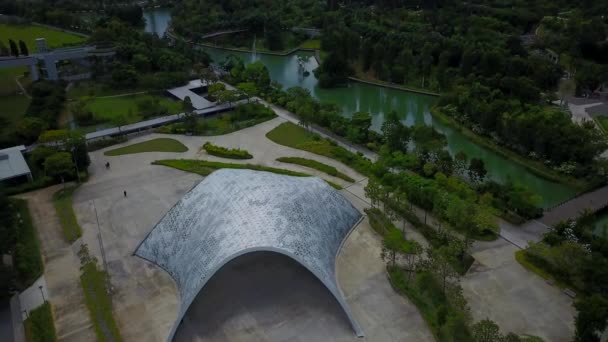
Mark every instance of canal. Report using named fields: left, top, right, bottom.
left=144, top=9, right=577, bottom=207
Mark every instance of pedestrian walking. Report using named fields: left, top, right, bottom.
left=124, top=190, right=127, bottom=198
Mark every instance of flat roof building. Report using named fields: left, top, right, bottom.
left=0, top=146, right=32, bottom=183
left=166, top=79, right=216, bottom=110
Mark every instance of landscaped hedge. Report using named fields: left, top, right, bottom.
left=202, top=142, right=252, bottom=159
left=152, top=159, right=343, bottom=189
left=276, top=157, right=355, bottom=182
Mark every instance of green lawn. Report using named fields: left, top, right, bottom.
left=276, top=157, right=355, bottom=182
left=0, top=94, right=30, bottom=128
left=67, top=82, right=149, bottom=99
left=104, top=138, right=188, bottom=156
left=24, top=302, right=57, bottom=342
left=0, top=66, right=28, bottom=95
left=0, top=23, right=86, bottom=51
left=53, top=186, right=82, bottom=243
left=266, top=122, right=372, bottom=176
left=153, top=159, right=343, bottom=190
left=514, top=250, right=574, bottom=292
left=80, top=261, right=122, bottom=342
left=300, top=39, right=321, bottom=49
left=84, top=94, right=182, bottom=125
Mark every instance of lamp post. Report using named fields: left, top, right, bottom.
left=38, top=285, right=45, bottom=302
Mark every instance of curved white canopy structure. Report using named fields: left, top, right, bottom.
left=135, top=169, right=364, bottom=341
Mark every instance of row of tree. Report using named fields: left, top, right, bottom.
left=0, top=39, right=29, bottom=57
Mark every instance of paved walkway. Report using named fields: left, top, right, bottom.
left=17, top=186, right=95, bottom=342
left=18, top=276, right=48, bottom=320
left=540, top=185, right=608, bottom=226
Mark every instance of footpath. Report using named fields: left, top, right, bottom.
left=17, top=186, right=95, bottom=341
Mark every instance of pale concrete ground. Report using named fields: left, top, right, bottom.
left=463, top=238, right=575, bottom=341
left=18, top=275, right=48, bottom=320
left=70, top=111, right=577, bottom=341
left=17, top=186, right=96, bottom=342
left=71, top=117, right=433, bottom=341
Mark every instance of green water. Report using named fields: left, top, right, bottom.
left=201, top=48, right=577, bottom=207
left=143, top=8, right=172, bottom=37
left=594, top=209, right=608, bottom=237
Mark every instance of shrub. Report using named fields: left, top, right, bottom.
left=276, top=157, right=355, bottom=182
left=202, top=142, right=252, bottom=159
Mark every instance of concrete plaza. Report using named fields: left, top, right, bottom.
left=71, top=117, right=433, bottom=341
left=64, top=114, right=575, bottom=341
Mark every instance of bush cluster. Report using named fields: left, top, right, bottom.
left=202, top=142, right=252, bottom=159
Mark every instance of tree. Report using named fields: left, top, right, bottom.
left=428, top=242, right=460, bottom=293
left=382, top=228, right=409, bottom=267
left=472, top=319, right=502, bottom=342
left=44, top=152, right=74, bottom=181
left=237, top=82, right=258, bottom=102
left=558, top=79, right=575, bottom=106
left=18, top=40, right=28, bottom=56
left=208, top=82, right=226, bottom=101
left=454, top=151, right=468, bottom=176
left=199, top=67, right=218, bottom=86
left=574, top=294, right=608, bottom=342
left=182, top=96, right=194, bottom=112
left=350, top=112, right=372, bottom=143
left=16, top=118, right=47, bottom=143
left=112, top=114, right=129, bottom=135
left=364, top=177, right=382, bottom=208
left=381, top=111, right=409, bottom=152
left=182, top=111, right=198, bottom=133
left=9, top=39, right=19, bottom=57
left=468, top=158, right=487, bottom=183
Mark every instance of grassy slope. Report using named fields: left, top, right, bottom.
left=85, top=94, right=182, bottom=124
left=12, top=199, right=44, bottom=287
left=276, top=157, right=355, bottom=182
left=53, top=186, right=82, bottom=243
left=265, top=122, right=372, bottom=176
left=24, top=302, right=57, bottom=342
left=0, top=23, right=85, bottom=51
left=594, top=116, right=608, bottom=134
left=104, top=138, right=188, bottom=156
left=153, top=159, right=343, bottom=190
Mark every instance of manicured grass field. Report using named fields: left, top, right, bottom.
left=67, top=82, right=149, bottom=99
left=53, top=186, right=82, bottom=243
left=300, top=39, right=321, bottom=49
left=0, top=23, right=86, bottom=51
left=276, top=157, right=355, bottom=182
left=153, top=159, right=343, bottom=190
left=104, top=138, right=188, bottom=156
left=24, top=302, right=57, bottom=342
left=266, top=122, right=372, bottom=176
left=85, top=94, right=182, bottom=124
left=0, top=66, right=28, bottom=95
left=0, top=95, right=30, bottom=126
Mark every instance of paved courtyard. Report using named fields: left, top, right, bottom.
left=72, top=117, right=432, bottom=341
left=65, top=114, right=576, bottom=341
left=462, top=239, right=575, bottom=341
